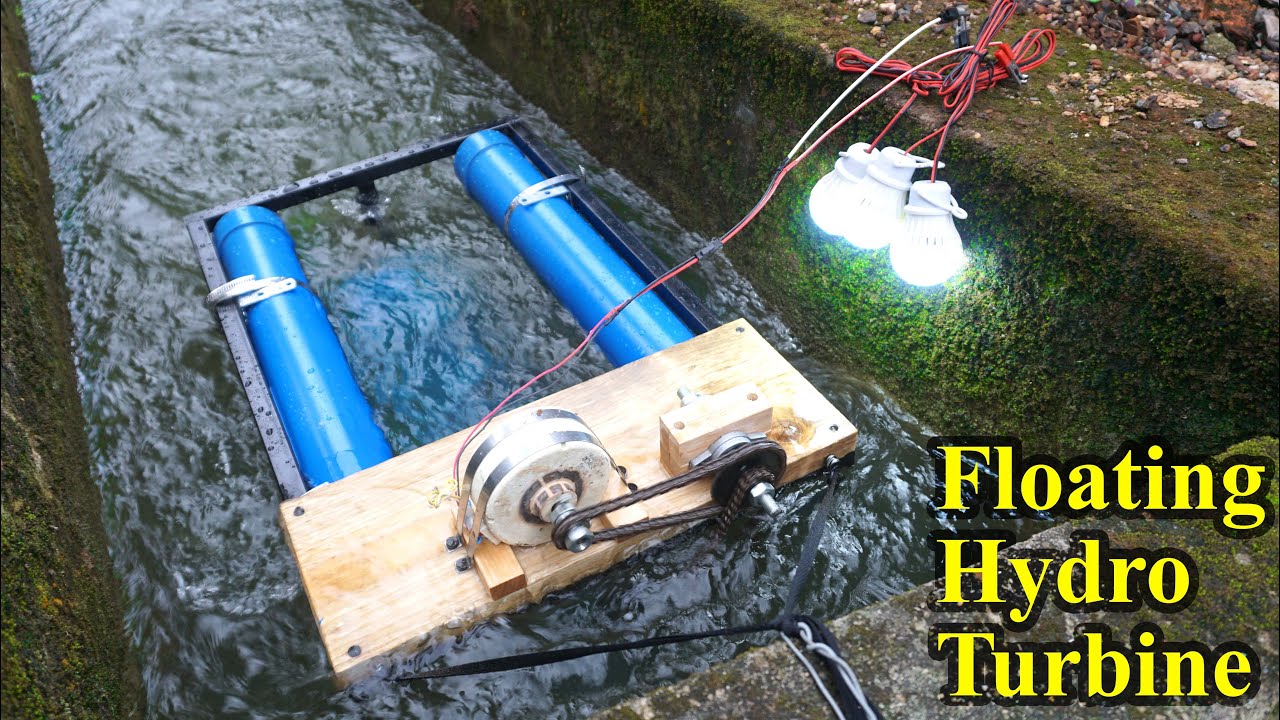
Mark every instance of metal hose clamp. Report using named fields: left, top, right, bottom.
left=501, top=174, right=580, bottom=235
left=205, top=274, right=298, bottom=309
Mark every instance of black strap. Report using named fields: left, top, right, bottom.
left=396, top=622, right=779, bottom=681
left=781, top=456, right=843, bottom=620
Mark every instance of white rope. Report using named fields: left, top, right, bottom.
left=796, top=621, right=878, bottom=720
left=782, top=631, right=847, bottom=720
left=785, top=17, right=943, bottom=160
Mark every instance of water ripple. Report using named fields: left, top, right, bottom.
left=22, top=0, right=1038, bottom=716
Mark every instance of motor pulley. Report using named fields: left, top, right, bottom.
left=461, top=409, right=613, bottom=550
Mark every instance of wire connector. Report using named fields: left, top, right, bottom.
left=993, top=43, right=1028, bottom=84
left=938, top=4, right=968, bottom=23
left=695, top=239, right=724, bottom=261
left=945, top=5, right=971, bottom=49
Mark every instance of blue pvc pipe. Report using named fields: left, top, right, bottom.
left=214, top=206, right=393, bottom=488
left=454, top=130, right=695, bottom=366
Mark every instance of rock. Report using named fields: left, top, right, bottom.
left=1099, top=115, right=1111, bottom=126
left=1090, top=58, right=1104, bottom=70
left=1172, top=0, right=1249, bottom=40
left=1258, top=9, right=1279, bottom=52
left=877, top=2, right=896, bottom=13
left=857, top=9, right=876, bottom=23
left=1235, top=136, right=1258, bottom=147
left=1135, top=94, right=1158, bottom=110
left=1201, top=32, right=1238, bottom=58
left=1176, top=59, right=1228, bottom=82
left=1204, top=0, right=1257, bottom=42
left=1227, top=125, right=1243, bottom=139
left=1175, top=157, right=1190, bottom=164
left=1220, top=143, right=1232, bottom=152
left=1180, top=20, right=1203, bottom=36
left=870, top=25, right=885, bottom=38
left=1226, top=77, right=1280, bottom=108
left=1203, top=109, right=1231, bottom=129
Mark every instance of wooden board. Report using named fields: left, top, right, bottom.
left=279, top=319, right=857, bottom=684
left=472, top=541, right=526, bottom=600
left=659, top=382, right=772, bottom=475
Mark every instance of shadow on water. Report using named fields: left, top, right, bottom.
left=23, top=0, right=1043, bottom=716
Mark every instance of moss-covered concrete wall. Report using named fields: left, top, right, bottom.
left=598, top=437, right=1279, bottom=719
left=1, top=2, right=142, bottom=716
left=411, top=0, right=1278, bottom=457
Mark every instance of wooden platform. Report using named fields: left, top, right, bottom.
left=278, top=319, right=858, bottom=683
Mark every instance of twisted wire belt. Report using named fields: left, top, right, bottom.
left=550, top=436, right=786, bottom=548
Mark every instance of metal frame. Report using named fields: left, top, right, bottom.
left=185, top=116, right=718, bottom=499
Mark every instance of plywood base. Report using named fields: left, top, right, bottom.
left=279, top=319, right=857, bottom=684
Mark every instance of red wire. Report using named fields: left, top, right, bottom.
left=450, top=44, right=978, bottom=484
left=458, top=16, right=1061, bottom=476
left=868, top=94, right=917, bottom=150
left=836, top=2, right=1056, bottom=179
left=833, top=32, right=1052, bottom=101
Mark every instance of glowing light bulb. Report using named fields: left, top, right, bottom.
left=890, top=180, right=968, bottom=287
left=842, top=147, right=934, bottom=250
left=809, top=143, right=879, bottom=238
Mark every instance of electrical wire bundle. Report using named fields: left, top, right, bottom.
left=838, top=1, right=1056, bottom=178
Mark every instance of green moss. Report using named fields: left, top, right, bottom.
left=413, top=0, right=1276, bottom=457
left=1, top=1, right=142, bottom=716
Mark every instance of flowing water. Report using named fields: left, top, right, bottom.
left=23, top=0, right=1032, bottom=716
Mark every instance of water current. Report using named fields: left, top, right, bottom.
left=22, top=0, right=1032, bottom=716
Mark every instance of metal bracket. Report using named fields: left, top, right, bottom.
left=205, top=275, right=298, bottom=309
left=502, top=173, right=580, bottom=234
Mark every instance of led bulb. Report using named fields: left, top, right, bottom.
left=890, top=180, right=968, bottom=287
left=809, top=143, right=880, bottom=238
left=840, top=147, right=934, bottom=250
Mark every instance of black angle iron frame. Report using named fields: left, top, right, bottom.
left=185, top=116, right=719, bottom=500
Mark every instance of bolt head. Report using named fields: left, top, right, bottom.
left=748, top=482, right=782, bottom=517
left=563, top=524, right=595, bottom=553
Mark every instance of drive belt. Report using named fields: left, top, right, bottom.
left=550, top=437, right=787, bottom=549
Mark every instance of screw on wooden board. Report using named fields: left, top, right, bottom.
left=348, top=645, right=361, bottom=657
left=455, top=557, right=472, bottom=572
left=444, top=535, right=461, bottom=552
left=293, top=506, right=305, bottom=516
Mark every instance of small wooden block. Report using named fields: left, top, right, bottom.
left=601, top=476, right=649, bottom=530
left=473, top=541, right=526, bottom=600
left=659, top=382, right=773, bottom=475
